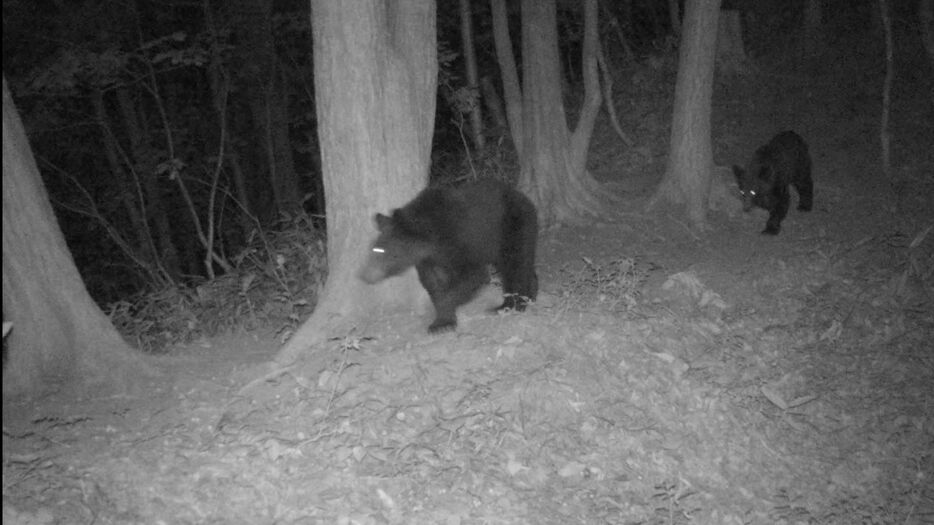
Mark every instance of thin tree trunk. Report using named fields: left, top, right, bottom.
left=90, top=90, right=171, bottom=288
left=717, top=9, right=747, bottom=72
left=646, top=0, right=721, bottom=230
left=669, top=0, right=681, bottom=37
left=115, top=88, right=182, bottom=281
left=267, top=73, right=302, bottom=214
left=596, top=40, right=634, bottom=147
left=91, top=91, right=153, bottom=266
left=459, top=0, right=485, bottom=152
left=235, top=0, right=302, bottom=216
left=804, top=0, right=822, bottom=56
left=205, top=2, right=255, bottom=238
left=2, top=78, right=155, bottom=398
left=276, top=0, right=436, bottom=364
left=490, top=0, right=523, bottom=158
left=569, top=0, right=602, bottom=174
left=879, top=0, right=894, bottom=183
left=600, top=0, right=635, bottom=62
left=480, top=75, right=508, bottom=132
left=920, top=0, right=934, bottom=65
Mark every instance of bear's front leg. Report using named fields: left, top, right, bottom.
left=417, top=263, right=457, bottom=333
left=418, top=263, right=488, bottom=334
left=762, top=188, right=791, bottom=235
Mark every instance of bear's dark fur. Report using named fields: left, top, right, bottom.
left=733, top=130, right=813, bottom=235
left=359, top=179, right=538, bottom=333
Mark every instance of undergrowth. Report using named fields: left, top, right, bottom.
left=108, top=214, right=326, bottom=353
left=556, top=256, right=652, bottom=313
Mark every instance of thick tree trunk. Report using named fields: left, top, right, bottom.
left=2, top=78, right=154, bottom=398
left=517, top=0, right=607, bottom=227
left=276, top=0, right=436, bottom=364
left=646, top=0, right=721, bottom=230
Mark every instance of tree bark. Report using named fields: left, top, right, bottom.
left=669, top=0, right=681, bottom=37
left=90, top=90, right=161, bottom=284
left=2, top=78, right=154, bottom=398
left=803, top=0, right=822, bottom=56
left=646, top=0, right=721, bottom=231
left=879, top=0, right=894, bottom=183
left=114, top=88, right=183, bottom=282
left=459, top=0, right=485, bottom=152
left=600, top=0, right=635, bottom=62
left=921, top=0, right=934, bottom=65
left=235, top=0, right=303, bottom=216
left=276, top=0, right=436, bottom=364
left=516, top=0, right=608, bottom=227
left=491, top=0, right=524, bottom=158
left=480, top=75, right=508, bottom=132
left=267, top=73, right=303, bottom=214
left=716, top=9, right=747, bottom=72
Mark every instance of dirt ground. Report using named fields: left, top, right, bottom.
left=3, top=42, right=933, bottom=524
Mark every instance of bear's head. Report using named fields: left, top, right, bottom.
left=358, top=212, right=434, bottom=284
left=733, top=163, right=776, bottom=211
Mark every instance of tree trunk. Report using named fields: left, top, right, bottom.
left=114, top=88, right=183, bottom=282
left=600, top=0, right=636, bottom=62
left=2, top=78, right=154, bottom=398
left=460, top=0, right=485, bottom=152
left=480, top=75, right=508, bottom=133
left=516, top=0, right=607, bottom=227
left=646, top=0, right=721, bottom=231
left=90, top=90, right=161, bottom=283
left=235, top=0, right=303, bottom=217
left=803, top=0, right=822, bottom=56
left=275, top=0, right=436, bottom=364
left=921, top=0, right=934, bottom=65
left=491, top=0, right=524, bottom=158
left=669, top=0, right=681, bottom=37
left=879, top=0, right=894, bottom=183
left=204, top=5, right=257, bottom=238
left=267, top=73, right=303, bottom=214
left=717, top=9, right=747, bottom=72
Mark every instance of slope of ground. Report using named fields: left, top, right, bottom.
left=3, top=40, right=933, bottom=525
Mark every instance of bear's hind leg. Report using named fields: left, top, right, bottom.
left=495, top=201, right=538, bottom=312
left=496, top=260, right=537, bottom=312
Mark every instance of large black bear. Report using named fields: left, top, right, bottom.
left=733, top=130, right=813, bottom=235
left=359, top=179, right=538, bottom=333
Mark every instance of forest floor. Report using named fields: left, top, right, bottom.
left=3, top=41, right=934, bottom=525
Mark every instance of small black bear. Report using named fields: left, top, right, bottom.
left=733, top=130, right=813, bottom=235
left=359, top=179, right=538, bottom=333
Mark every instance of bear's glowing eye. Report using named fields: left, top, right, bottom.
left=373, top=247, right=385, bottom=254
left=749, top=190, right=756, bottom=197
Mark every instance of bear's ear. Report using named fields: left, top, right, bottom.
left=732, top=165, right=744, bottom=182
left=375, top=213, right=393, bottom=232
